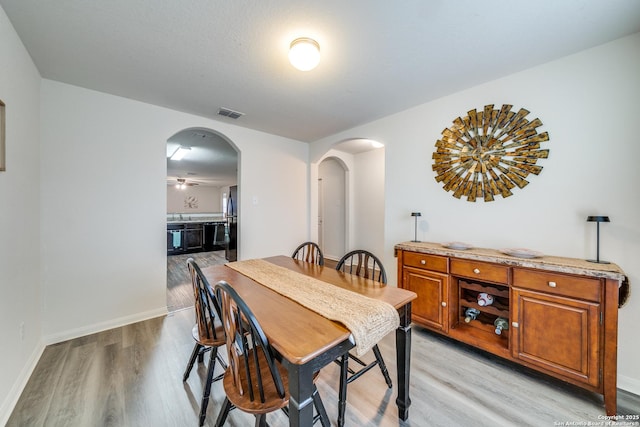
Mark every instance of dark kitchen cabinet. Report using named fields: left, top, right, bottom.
left=183, top=223, right=203, bottom=251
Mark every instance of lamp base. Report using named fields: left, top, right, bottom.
left=411, top=240, right=421, bottom=243
left=586, top=259, right=611, bottom=264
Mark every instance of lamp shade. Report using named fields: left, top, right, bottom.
left=289, top=38, right=320, bottom=71
left=587, top=216, right=610, bottom=223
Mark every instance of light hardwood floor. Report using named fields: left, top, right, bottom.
left=8, top=307, right=640, bottom=426
left=167, top=251, right=227, bottom=312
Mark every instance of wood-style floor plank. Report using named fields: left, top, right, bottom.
left=8, top=309, right=640, bottom=426
left=166, top=250, right=227, bottom=312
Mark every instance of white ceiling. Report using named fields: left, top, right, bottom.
left=2, top=0, right=640, bottom=144
left=3, top=1, right=640, bottom=186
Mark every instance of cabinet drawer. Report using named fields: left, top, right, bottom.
left=403, top=252, right=448, bottom=273
left=513, top=269, right=601, bottom=302
left=451, top=259, right=509, bottom=283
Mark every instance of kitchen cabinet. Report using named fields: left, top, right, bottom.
left=167, top=223, right=184, bottom=254
left=203, top=222, right=226, bottom=251
left=166, top=221, right=208, bottom=254
left=183, top=223, right=203, bottom=251
left=395, top=241, right=627, bottom=416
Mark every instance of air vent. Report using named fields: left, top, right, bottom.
left=217, top=107, right=245, bottom=119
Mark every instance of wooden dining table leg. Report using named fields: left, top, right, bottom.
left=287, top=362, right=315, bottom=427
left=395, top=302, right=412, bottom=421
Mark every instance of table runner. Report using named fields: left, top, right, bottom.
left=226, top=259, right=400, bottom=356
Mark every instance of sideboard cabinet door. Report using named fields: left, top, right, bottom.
left=511, top=287, right=600, bottom=388
left=403, top=267, right=449, bottom=332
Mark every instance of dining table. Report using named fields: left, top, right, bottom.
left=201, top=255, right=417, bottom=427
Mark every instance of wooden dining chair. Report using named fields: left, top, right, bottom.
left=213, top=280, right=330, bottom=427
left=183, top=258, right=228, bottom=427
left=291, top=241, right=324, bottom=266
left=334, top=249, right=392, bottom=427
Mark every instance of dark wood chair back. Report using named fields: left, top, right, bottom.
left=335, top=249, right=387, bottom=283
left=185, top=258, right=227, bottom=426
left=292, top=241, right=324, bottom=266
left=187, top=258, right=223, bottom=344
left=215, top=280, right=288, bottom=413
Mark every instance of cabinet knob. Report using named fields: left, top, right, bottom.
left=441, top=302, right=447, bottom=307
left=473, top=268, right=480, bottom=274
left=548, top=281, right=557, bottom=288
left=420, top=259, right=426, bottom=265
left=512, top=322, right=519, bottom=328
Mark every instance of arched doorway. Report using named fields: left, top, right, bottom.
left=314, top=138, right=385, bottom=263
left=165, top=127, right=239, bottom=312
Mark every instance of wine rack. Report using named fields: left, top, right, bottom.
left=452, top=277, right=511, bottom=352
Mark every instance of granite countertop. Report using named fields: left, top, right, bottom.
left=395, top=241, right=627, bottom=282
left=167, top=217, right=227, bottom=224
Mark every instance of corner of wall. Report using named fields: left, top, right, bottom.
left=618, top=374, right=640, bottom=397
left=0, top=339, right=46, bottom=426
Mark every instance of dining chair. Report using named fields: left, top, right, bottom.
left=291, top=241, right=324, bottom=266
left=213, top=280, right=330, bottom=427
left=183, top=258, right=228, bottom=427
left=334, top=249, right=392, bottom=427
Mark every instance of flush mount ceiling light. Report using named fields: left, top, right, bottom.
left=288, top=37, right=320, bottom=71
left=170, top=145, right=191, bottom=161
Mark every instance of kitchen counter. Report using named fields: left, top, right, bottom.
left=167, top=218, right=227, bottom=255
left=167, top=216, right=226, bottom=224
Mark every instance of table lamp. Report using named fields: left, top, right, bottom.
left=411, top=212, right=421, bottom=242
left=586, top=215, right=610, bottom=264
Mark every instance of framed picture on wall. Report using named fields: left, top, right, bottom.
left=0, top=99, right=5, bottom=172
left=184, top=195, right=198, bottom=209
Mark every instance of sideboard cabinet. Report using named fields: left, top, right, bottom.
left=395, top=242, right=627, bottom=416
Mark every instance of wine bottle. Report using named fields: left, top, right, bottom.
left=494, top=317, right=509, bottom=335
left=477, top=292, right=494, bottom=307
left=464, top=308, right=481, bottom=323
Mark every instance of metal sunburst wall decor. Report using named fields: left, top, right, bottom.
left=432, top=104, right=549, bottom=202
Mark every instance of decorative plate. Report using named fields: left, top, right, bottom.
left=442, top=242, right=473, bottom=250
left=432, top=104, right=550, bottom=202
left=499, top=248, right=543, bottom=259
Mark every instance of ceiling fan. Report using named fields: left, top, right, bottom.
left=173, top=178, right=198, bottom=190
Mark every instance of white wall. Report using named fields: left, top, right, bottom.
left=167, top=185, right=222, bottom=213
left=312, top=33, right=640, bottom=394
left=39, top=79, right=309, bottom=340
left=0, top=7, right=43, bottom=424
left=353, top=148, right=385, bottom=257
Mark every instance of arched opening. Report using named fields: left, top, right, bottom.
left=165, top=127, right=239, bottom=312
left=314, top=138, right=385, bottom=263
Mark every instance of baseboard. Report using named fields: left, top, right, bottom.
left=619, top=374, right=640, bottom=396
left=43, top=306, right=169, bottom=345
left=0, top=339, right=46, bottom=426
